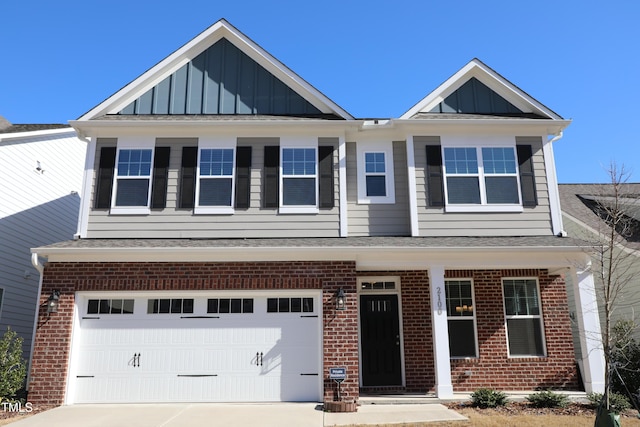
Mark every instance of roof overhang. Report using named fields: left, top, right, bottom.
left=33, top=240, right=590, bottom=272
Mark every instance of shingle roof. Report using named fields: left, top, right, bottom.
left=37, top=235, right=586, bottom=251
left=0, top=123, right=71, bottom=134
left=91, top=114, right=344, bottom=121
left=559, top=183, right=640, bottom=251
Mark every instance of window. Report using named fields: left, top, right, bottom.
left=207, top=298, right=253, bottom=314
left=196, top=147, right=235, bottom=213
left=147, top=298, right=194, bottom=314
left=87, top=299, right=134, bottom=315
left=443, top=146, right=520, bottom=211
left=280, top=147, right=317, bottom=212
left=503, top=279, right=545, bottom=356
left=361, top=281, right=396, bottom=290
left=267, top=297, right=314, bottom=313
left=445, top=280, right=477, bottom=358
left=357, top=142, right=395, bottom=204
left=114, top=149, right=153, bottom=207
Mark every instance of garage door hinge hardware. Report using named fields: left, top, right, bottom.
left=132, top=353, right=141, bottom=367
left=180, top=315, right=220, bottom=319
left=177, top=374, right=218, bottom=377
left=255, top=352, right=263, bottom=366
left=82, top=316, right=100, bottom=320
left=300, top=373, right=318, bottom=376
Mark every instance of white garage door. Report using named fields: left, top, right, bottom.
left=69, top=292, right=321, bottom=404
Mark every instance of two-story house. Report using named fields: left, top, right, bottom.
left=28, top=19, right=605, bottom=406
left=0, top=118, right=86, bottom=374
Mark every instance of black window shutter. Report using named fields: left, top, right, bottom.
left=151, top=147, right=170, bottom=209
left=426, top=145, right=445, bottom=207
left=179, top=146, right=198, bottom=209
left=318, top=146, right=334, bottom=209
left=263, top=146, right=279, bottom=208
left=517, top=145, right=537, bottom=207
left=235, top=146, right=252, bottom=209
left=95, top=147, right=116, bottom=209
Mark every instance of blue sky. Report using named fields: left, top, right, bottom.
left=1, top=1, right=638, bottom=183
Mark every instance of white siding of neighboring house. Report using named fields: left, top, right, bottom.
left=0, top=129, right=86, bottom=359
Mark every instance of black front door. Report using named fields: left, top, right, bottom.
left=360, top=294, right=402, bottom=386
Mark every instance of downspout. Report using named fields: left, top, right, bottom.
left=27, top=253, right=45, bottom=390
left=544, top=131, right=566, bottom=236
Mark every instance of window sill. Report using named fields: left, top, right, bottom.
left=445, top=205, right=523, bottom=213
left=357, top=196, right=396, bottom=205
left=194, top=207, right=235, bottom=215
left=279, top=206, right=319, bottom=215
left=110, top=207, right=150, bottom=215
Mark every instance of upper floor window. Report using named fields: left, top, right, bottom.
left=196, top=146, right=235, bottom=214
left=443, top=146, right=520, bottom=211
left=503, top=278, right=546, bottom=357
left=357, top=141, right=395, bottom=204
left=112, top=143, right=155, bottom=214
left=279, top=138, right=319, bottom=213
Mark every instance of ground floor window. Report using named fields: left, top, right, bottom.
left=503, top=278, right=545, bottom=356
left=445, top=279, right=477, bottom=358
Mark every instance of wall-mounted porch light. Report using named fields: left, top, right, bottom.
left=47, top=290, right=60, bottom=314
left=335, top=288, right=346, bottom=311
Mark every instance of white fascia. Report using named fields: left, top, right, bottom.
left=0, top=127, right=76, bottom=143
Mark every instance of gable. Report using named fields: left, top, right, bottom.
left=428, top=77, right=523, bottom=115
left=400, top=59, right=563, bottom=120
left=118, top=38, right=324, bottom=117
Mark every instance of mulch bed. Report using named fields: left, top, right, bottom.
left=445, top=401, right=640, bottom=419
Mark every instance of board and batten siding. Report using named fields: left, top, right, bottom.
left=346, top=140, right=411, bottom=236
left=87, top=137, right=340, bottom=238
left=0, top=130, right=86, bottom=358
left=414, top=135, right=553, bottom=236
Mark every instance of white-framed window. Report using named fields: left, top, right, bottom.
left=503, top=278, right=546, bottom=357
left=443, top=144, right=521, bottom=212
left=445, top=279, right=478, bottom=358
left=279, top=137, right=318, bottom=214
left=195, top=138, right=236, bottom=214
left=111, top=138, right=155, bottom=215
left=357, top=141, right=395, bottom=204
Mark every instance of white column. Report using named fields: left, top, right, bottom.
left=338, top=135, right=348, bottom=237
left=570, top=262, right=605, bottom=393
left=405, top=135, right=420, bottom=237
left=429, top=265, right=453, bottom=398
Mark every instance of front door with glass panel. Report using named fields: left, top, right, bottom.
left=359, top=294, right=402, bottom=386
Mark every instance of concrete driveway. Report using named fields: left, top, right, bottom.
left=6, top=402, right=466, bottom=427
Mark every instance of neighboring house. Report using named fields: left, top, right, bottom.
left=560, top=183, right=640, bottom=354
left=0, top=117, right=86, bottom=368
left=28, top=19, right=605, bottom=406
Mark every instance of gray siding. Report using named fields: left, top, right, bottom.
left=415, top=135, right=553, bottom=236
left=87, top=137, right=340, bottom=238
left=346, top=141, right=411, bottom=236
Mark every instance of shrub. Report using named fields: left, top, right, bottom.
left=611, top=319, right=640, bottom=408
left=587, top=392, right=632, bottom=414
left=471, top=388, right=508, bottom=408
left=526, top=390, right=569, bottom=408
left=0, top=328, right=27, bottom=400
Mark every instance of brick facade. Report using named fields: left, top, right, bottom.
left=29, top=262, right=578, bottom=405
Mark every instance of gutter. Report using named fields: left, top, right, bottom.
left=26, top=253, right=45, bottom=390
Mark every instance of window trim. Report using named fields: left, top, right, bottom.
left=0, top=287, right=4, bottom=320
left=194, top=138, right=236, bottom=215
left=502, top=277, right=547, bottom=358
left=357, top=141, right=396, bottom=204
left=445, top=279, right=479, bottom=359
left=279, top=137, right=319, bottom=214
left=110, top=138, right=155, bottom=215
left=441, top=138, right=523, bottom=213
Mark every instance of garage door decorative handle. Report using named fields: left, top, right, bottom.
left=255, top=352, right=263, bottom=366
